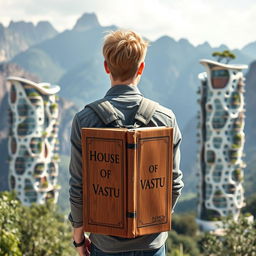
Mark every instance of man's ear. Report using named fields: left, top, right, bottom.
left=137, top=62, right=145, bottom=76
left=104, top=60, right=110, bottom=74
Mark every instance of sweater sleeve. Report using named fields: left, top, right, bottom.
left=68, top=114, right=84, bottom=228
left=171, top=117, right=184, bottom=211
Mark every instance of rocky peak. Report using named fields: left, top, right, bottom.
left=36, top=21, right=58, bottom=36
left=8, top=20, right=34, bottom=32
left=73, top=13, right=100, bottom=31
left=0, top=23, right=4, bottom=32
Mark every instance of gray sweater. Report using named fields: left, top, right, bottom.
left=69, top=84, right=184, bottom=252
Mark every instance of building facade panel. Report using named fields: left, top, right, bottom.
left=8, top=77, right=60, bottom=205
left=196, top=60, right=247, bottom=231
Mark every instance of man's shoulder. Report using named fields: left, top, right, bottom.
left=141, top=97, right=176, bottom=127
left=75, top=99, right=104, bottom=127
left=155, top=103, right=176, bottom=120
left=142, top=97, right=176, bottom=119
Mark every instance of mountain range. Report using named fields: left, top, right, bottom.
left=0, top=13, right=256, bottom=207
left=6, top=13, right=256, bottom=129
left=0, top=20, right=57, bottom=62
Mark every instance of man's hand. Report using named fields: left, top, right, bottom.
left=73, top=226, right=91, bottom=256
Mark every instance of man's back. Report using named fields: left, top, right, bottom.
left=69, top=29, right=183, bottom=256
left=69, top=84, right=184, bottom=253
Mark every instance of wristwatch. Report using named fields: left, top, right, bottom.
left=73, top=236, right=85, bottom=247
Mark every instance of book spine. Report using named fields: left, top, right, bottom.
left=126, top=131, right=137, bottom=238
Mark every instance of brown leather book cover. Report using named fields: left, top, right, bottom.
left=81, top=127, right=173, bottom=238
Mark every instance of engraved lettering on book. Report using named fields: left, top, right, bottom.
left=81, top=127, right=173, bottom=238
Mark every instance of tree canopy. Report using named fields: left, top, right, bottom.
left=0, top=191, right=75, bottom=256
left=199, top=215, right=256, bottom=256
left=212, top=50, right=236, bottom=64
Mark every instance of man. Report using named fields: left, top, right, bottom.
left=69, top=30, right=184, bottom=256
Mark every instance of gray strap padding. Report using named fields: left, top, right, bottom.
left=134, top=98, right=159, bottom=125
left=87, top=99, right=120, bottom=125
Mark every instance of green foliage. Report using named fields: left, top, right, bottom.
left=172, top=213, right=198, bottom=236
left=212, top=50, right=236, bottom=64
left=27, top=92, right=40, bottom=97
left=242, top=193, right=256, bottom=218
left=168, top=247, right=191, bottom=256
left=0, top=192, right=22, bottom=255
left=0, top=191, right=75, bottom=256
left=199, top=215, right=256, bottom=256
left=167, top=231, right=200, bottom=256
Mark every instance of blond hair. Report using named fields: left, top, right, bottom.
left=103, top=30, right=148, bottom=81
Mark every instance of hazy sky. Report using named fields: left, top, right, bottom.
left=0, top=0, right=255, bottom=49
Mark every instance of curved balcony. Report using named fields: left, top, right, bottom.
left=229, top=150, right=239, bottom=163
left=232, top=169, right=243, bottom=182
left=49, top=103, right=58, bottom=115
left=233, top=118, right=243, bottom=130
left=230, top=92, right=241, bottom=109
left=232, top=134, right=242, bottom=148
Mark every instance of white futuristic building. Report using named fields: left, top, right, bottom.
left=196, top=59, right=247, bottom=231
left=8, top=77, right=60, bottom=205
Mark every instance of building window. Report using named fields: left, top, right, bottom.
left=205, top=184, right=213, bottom=200
left=30, top=137, right=42, bottom=154
left=213, top=137, right=222, bottom=149
left=223, top=184, right=236, bottom=194
left=10, top=175, right=16, bottom=189
left=212, top=100, right=228, bottom=129
left=15, top=157, right=26, bottom=175
left=11, top=137, right=17, bottom=154
left=212, top=164, right=223, bottom=182
left=10, top=85, right=17, bottom=103
left=24, top=179, right=37, bottom=203
left=206, top=150, right=215, bottom=164
left=213, top=190, right=227, bottom=208
left=211, top=69, right=230, bottom=89
left=34, top=163, right=45, bottom=177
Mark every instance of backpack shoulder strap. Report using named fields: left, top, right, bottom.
left=134, top=98, right=159, bottom=126
left=86, top=99, right=122, bottom=126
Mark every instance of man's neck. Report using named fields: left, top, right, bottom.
left=110, top=76, right=140, bottom=87
left=111, top=81, right=137, bottom=87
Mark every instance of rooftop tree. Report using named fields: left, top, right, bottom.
left=212, top=50, right=236, bottom=64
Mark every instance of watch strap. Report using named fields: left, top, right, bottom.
left=73, top=236, right=85, bottom=247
